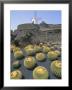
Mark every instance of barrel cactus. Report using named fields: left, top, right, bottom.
left=13, top=47, right=21, bottom=53
left=24, top=56, right=36, bottom=69
left=24, top=45, right=35, bottom=55
left=25, top=48, right=35, bottom=55
left=54, top=50, right=61, bottom=57
left=14, top=50, right=24, bottom=60
left=42, top=45, right=51, bottom=53
left=33, top=66, right=49, bottom=79
left=36, top=52, right=46, bottom=61
left=24, top=44, right=34, bottom=50
left=34, top=45, right=42, bottom=53
left=12, top=61, right=21, bottom=69
left=10, top=70, right=22, bottom=79
left=47, top=51, right=58, bottom=60
left=50, top=60, right=61, bottom=78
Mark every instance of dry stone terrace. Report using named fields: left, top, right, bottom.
left=11, top=23, right=61, bottom=46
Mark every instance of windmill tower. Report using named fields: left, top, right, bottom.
left=32, top=17, right=37, bottom=24
left=32, top=11, right=37, bottom=24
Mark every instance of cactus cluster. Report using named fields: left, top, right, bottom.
left=24, top=44, right=42, bottom=55
left=11, top=42, right=61, bottom=79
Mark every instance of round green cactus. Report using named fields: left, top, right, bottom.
left=42, top=45, right=51, bottom=53
left=14, top=50, right=24, bottom=60
left=13, top=47, right=21, bottom=53
left=24, top=44, right=34, bottom=50
left=34, top=45, right=42, bottom=53
left=33, top=66, right=49, bottom=79
left=24, top=56, right=36, bottom=69
left=54, top=50, right=61, bottom=57
left=50, top=60, right=61, bottom=78
left=10, top=70, right=22, bottom=79
left=25, top=48, right=35, bottom=55
left=24, top=45, right=35, bottom=55
left=12, top=61, right=21, bottom=69
left=36, top=52, right=46, bottom=61
left=47, top=51, right=58, bottom=60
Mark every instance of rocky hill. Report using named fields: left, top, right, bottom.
left=11, top=23, right=61, bottom=46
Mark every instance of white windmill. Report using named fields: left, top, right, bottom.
left=32, top=11, right=42, bottom=24
left=32, top=17, right=37, bottom=24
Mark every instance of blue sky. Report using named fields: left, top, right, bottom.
left=10, top=10, right=61, bottom=30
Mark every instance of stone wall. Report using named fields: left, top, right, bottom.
left=12, top=24, right=61, bottom=45
left=31, top=30, right=61, bottom=43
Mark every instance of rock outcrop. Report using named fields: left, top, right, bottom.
left=11, top=23, right=61, bottom=46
